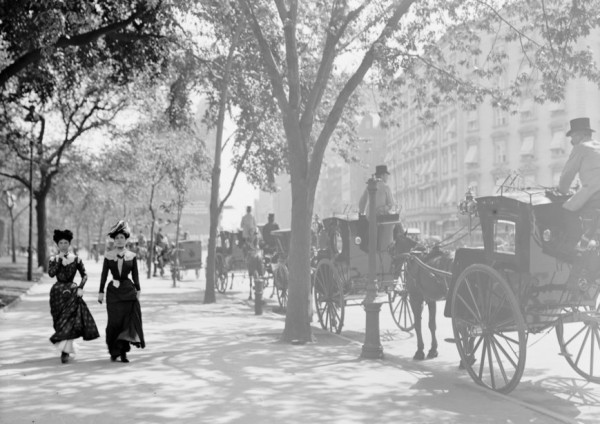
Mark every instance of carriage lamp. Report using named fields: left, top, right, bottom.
left=355, top=236, right=362, bottom=245
left=542, top=229, right=552, bottom=242
left=458, top=188, right=477, bottom=216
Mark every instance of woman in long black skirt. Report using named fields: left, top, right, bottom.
left=48, top=229, right=99, bottom=363
left=98, top=220, right=145, bottom=363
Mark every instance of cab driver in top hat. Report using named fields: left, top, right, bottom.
left=558, top=117, right=600, bottom=213
left=358, top=164, right=395, bottom=219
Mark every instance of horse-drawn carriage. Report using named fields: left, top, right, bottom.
left=269, top=229, right=292, bottom=309
left=172, top=240, right=202, bottom=280
left=214, top=231, right=247, bottom=293
left=312, top=215, right=406, bottom=334
left=390, top=189, right=600, bottom=394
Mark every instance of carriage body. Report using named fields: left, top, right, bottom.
left=177, top=240, right=203, bottom=271
left=449, top=191, right=600, bottom=393
left=312, top=216, right=403, bottom=334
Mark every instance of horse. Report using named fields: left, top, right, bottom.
left=393, top=232, right=454, bottom=361
left=244, top=230, right=265, bottom=300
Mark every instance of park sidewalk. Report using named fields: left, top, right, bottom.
left=0, top=258, right=580, bottom=424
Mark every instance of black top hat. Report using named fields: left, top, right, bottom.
left=375, top=165, right=390, bottom=176
left=53, top=229, right=73, bottom=244
left=566, top=117, right=595, bottom=136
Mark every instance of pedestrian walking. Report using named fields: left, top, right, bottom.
left=240, top=206, right=257, bottom=243
left=98, top=220, right=145, bottom=363
left=48, top=229, right=99, bottom=364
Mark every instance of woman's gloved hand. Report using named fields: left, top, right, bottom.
left=97, top=292, right=104, bottom=304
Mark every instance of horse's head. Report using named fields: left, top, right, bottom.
left=394, top=230, right=418, bottom=255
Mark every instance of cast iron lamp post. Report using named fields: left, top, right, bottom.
left=361, top=176, right=384, bottom=359
left=24, top=106, right=39, bottom=281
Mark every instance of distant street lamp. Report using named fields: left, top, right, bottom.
left=458, top=187, right=478, bottom=245
left=24, top=106, right=39, bottom=281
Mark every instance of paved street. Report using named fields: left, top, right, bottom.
left=1, top=257, right=599, bottom=424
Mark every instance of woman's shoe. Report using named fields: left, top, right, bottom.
left=61, top=352, right=69, bottom=364
left=110, top=355, right=118, bottom=362
left=120, top=353, right=129, bottom=363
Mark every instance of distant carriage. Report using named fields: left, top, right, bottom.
left=174, top=240, right=203, bottom=279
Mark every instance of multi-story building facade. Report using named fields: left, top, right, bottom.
left=389, top=30, right=600, bottom=238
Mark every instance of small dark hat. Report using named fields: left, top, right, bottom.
left=566, top=117, right=595, bottom=136
left=375, top=164, right=390, bottom=176
left=53, top=229, right=73, bottom=244
left=107, top=220, right=131, bottom=239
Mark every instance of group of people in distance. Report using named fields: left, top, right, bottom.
left=48, top=220, right=145, bottom=364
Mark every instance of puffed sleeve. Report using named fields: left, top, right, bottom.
left=131, top=258, right=141, bottom=291
left=48, top=257, right=59, bottom=278
left=99, top=258, right=109, bottom=293
left=76, top=257, right=88, bottom=288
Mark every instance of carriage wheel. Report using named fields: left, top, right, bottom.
left=451, top=264, right=527, bottom=394
left=215, top=253, right=228, bottom=293
left=388, top=260, right=414, bottom=332
left=274, top=264, right=289, bottom=309
left=556, top=297, right=600, bottom=383
left=313, top=259, right=345, bottom=334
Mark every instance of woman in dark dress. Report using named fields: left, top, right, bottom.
left=97, top=220, right=145, bottom=363
left=48, top=229, right=99, bottom=364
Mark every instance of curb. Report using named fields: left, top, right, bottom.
left=0, top=275, right=46, bottom=314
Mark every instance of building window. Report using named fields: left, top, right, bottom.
left=467, top=109, right=479, bottom=131
left=450, top=145, right=457, bottom=171
left=519, top=98, right=535, bottom=121
left=493, top=139, right=507, bottom=164
left=550, top=130, right=566, bottom=155
left=520, top=135, right=535, bottom=158
left=441, top=148, right=449, bottom=174
left=493, top=107, right=508, bottom=127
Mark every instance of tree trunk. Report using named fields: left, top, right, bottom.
left=34, top=191, right=47, bottom=271
left=281, top=177, right=315, bottom=343
left=9, top=209, right=16, bottom=263
left=204, top=25, right=241, bottom=304
left=147, top=186, right=157, bottom=279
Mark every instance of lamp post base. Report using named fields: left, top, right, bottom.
left=361, top=302, right=384, bottom=359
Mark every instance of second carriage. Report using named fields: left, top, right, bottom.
left=312, top=215, right=413, bottom=334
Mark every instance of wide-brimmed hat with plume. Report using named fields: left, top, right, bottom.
left=107, top=220, right=131, bottom=239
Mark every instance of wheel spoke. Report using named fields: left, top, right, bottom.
left=464, top=277, right=484, bottom=322
left=590, top=327, right=595, bottom=377
left=487, top=336, right=496, bottom=389
left=490, top=335, right=510, bottom=385
left=574, top=327, right=591, bottom=367
left=457, top=293, right=481, bottom=323
left=478, top=338, right=488, bottom=380
left=564, top=324, right=589, bottom=348
left=494, top=332, right=520, bottom=346
left=491, top=333, right=519, bottom=369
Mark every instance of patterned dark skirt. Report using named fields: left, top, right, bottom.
left=105, top=280, right=145, bottom=356
left=49, top=282, right=100, bottom=344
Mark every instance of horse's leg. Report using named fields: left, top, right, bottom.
left=427, top=301, right=438, bottom=359
left=410, top=293, right=425, bottom=360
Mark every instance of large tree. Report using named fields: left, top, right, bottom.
left=236, top=0, right=600, bottom=343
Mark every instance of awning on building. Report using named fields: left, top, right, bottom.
left=438, top=186, right=448, bottom=204
left=445, top=118, right=456, bottom=136
left=446, top=185, right=457, bottom=204
left=520, top=135, right=535, bottom=156
left=464, top=145, right=478, bottom=164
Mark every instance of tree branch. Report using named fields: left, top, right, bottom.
left=239, top=0, right=290, bottom=116
left=308, top=0, right=414, bottom=188
left=0, top=6, right=152, bottom=87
